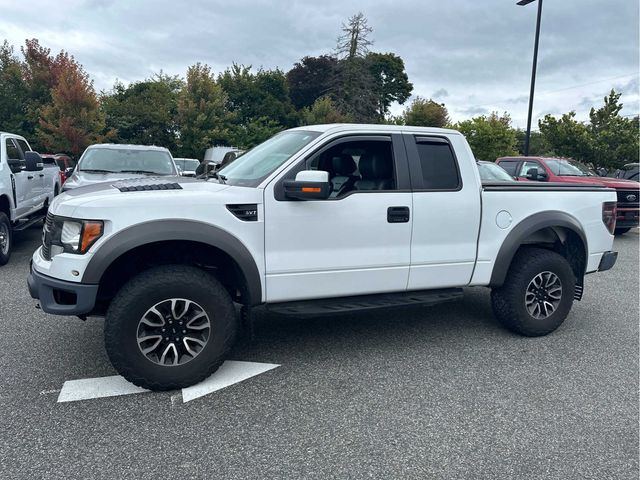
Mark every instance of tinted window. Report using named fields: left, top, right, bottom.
left=15, top=139, right=31, bottom=154
left=5, top=139, right=22, bottom=161
left=498, top=160, right=519, bottom=175
left=519, top=161, right=542, bottom=176
left=415, top=140, right=460, bottom=189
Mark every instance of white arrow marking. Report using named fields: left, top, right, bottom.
left=181, top=360, right=280, bottom=403
left=56, top=361, right=280, bottom=403
left=57, top=375, right=148, bottom=403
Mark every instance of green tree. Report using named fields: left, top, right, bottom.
left=177, top=63, right=233, bottom=158
left=515, top=130, right=550, bottom=156
left=228, top=117, right=283, bottom=149
left=455, top=112, right=518, bottom=161
left=301, top=95, right=352, bottom=125
left=366, top=52, right=412, bottom=117
left=538, top=111, right=593, bottom=162
left=588, top=90, right=639, bottom=168
left=102, top=72, right=183, bottom=150
left=37, top=58, right=107, bottom=155
left=286, top=55, right=337, bottom=110
left=401, top=97, right=449, bottom=128
left=0, top=41, right=28, bottom=136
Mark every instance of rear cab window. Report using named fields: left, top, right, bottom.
left=407, top=136, right=461, bottom=190
left=497, top=160, right=520, bottom=176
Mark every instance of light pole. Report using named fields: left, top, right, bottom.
left=518, top=0, right=543, bottom=156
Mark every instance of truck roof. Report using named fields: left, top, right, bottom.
left=288, top=123, right=462, bottom=136
left=85, top=143, right=171, bottom=153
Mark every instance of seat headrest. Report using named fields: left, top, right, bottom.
left=359, top=153, right=392, bottom=179
left=332, top=154, right=357, bottom=176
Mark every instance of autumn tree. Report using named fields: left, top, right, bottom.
left=37, top=56, right=107, bottom=155
left=401, top=97, right=450, bottom=128
left=177, top=63, right=233, bottom=158
left=455, top=112, right=518, bottom=161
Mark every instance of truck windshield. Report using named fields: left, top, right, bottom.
left=79, top=148, right=176, bottom=175
left=545, top=158, right=595, bottom=177
left=219, top=131, right=321, bottom=187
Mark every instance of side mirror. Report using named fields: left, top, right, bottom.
left=283, top=170, right=331, bottom=200
left=526, top=167, right=546, bottom=181
left=64, top=167, right=74, bottom=179
left=24, top=151, right=43, bottom=172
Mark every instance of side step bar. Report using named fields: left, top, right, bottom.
left=13, top=214, right=46, bottom=232
left=267, top=288, right=464, bottom=317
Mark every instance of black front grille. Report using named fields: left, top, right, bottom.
left=616, top=189, right=640, bottom=207
left=41, top=212, right=54, bottom=260
left=227, top=204, right=258, bottom=221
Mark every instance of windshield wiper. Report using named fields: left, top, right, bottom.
left=80, top=169, right=118, bottom=174
left=118, top=170, right=163, bottom=175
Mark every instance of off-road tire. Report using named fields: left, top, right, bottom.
left=104, top=265, right=237, bottom=390
left=614, top=227, right=631, bottom=236
left=0, top=212, right=12, bottom=266
left=491, top=247, right=576, bottom=337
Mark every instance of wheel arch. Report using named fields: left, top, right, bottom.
left=489, top=211, right=588, bottom=288
left=0, top=194, right=11, bottom=218
left=83, top=220, right=262, bottom=307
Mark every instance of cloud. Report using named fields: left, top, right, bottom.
left=432, top=88, right=449, bottom=99
left=0, top=0, right=637, bottom=128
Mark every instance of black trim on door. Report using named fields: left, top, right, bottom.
left=273, top=133, right=411, bottom=201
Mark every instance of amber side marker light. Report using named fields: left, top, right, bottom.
left=80, top=221, right=104, bottom=253
left=301, top=187, right=321, bottom=193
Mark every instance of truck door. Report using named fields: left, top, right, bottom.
left=15, top=138, right=46, bottom=205
left=403, top=134, right=481, bottom=289
left=263, top=134, right=413, bottom=303
left=4, top=138, right=35, bottom=218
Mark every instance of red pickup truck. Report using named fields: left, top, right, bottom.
left=496, top=156, right=640, bottom=235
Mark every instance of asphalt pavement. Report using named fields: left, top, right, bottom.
left=0, top=226, right=638, bottom=479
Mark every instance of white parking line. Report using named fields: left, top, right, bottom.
left=181, top=361, right=280, bottom=402
left=56, top=361, right=280, bottom=403
left=57, top=375, right=148, bottom=403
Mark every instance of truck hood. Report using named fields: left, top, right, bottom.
left=62, top=171, right=174, bottom=190
left=554, top=175, right=640, bottom=189
left=49, top=176, right=245, bottom=218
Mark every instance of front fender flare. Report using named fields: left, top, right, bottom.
left=82, top=220, right=262, bottom=305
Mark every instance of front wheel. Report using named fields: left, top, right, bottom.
left=104, top=265, right=237, bottom=390
left=0, top=212, right=12, bottom=266
left=491, top=247, right=576, bottom=337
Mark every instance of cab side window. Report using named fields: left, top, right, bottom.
left=5, top=139, right=25, bottom=173
left=519, top=161, right=541, bottom=177
left=307, top=139, right=396, bottom=198
left=415, top=138, right=460, bottom=190
left=498, top=160, right=519, bottom=176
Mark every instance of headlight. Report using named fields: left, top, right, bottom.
left=45, top=216, right=104, bottom=257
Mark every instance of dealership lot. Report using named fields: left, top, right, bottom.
left=0, top=227, right=638, bottom=479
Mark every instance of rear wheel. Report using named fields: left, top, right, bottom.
left=614, top=227, right=631, bottom=236
left=491, top=247, right=576, bottom=337
left=104, top=265, right=237, bottom=390
left=0, top=212, right=12, bottom=266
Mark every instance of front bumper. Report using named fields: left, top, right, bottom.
left=598, top=251, right=618, bottom=272
left=28, top=263, right=98, bottom=315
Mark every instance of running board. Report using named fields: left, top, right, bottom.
left=267, top=288, right=464, bottom=316
left=13, top=213, right=45, bottom=232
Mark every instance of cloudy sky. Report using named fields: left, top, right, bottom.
left=1, top=0, right=638, bottom=127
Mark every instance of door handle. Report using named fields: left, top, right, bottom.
left=387, top=206, right=410, bottom=223
left=39, top=174, right=45, bottom=177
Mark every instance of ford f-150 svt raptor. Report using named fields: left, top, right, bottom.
left=28, top=124, right=618, bottom=391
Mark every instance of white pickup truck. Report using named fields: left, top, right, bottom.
left=28, top=124, right=618, bottom=390
left=0, top=132, right=61, bottom=265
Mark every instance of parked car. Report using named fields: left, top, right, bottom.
left=496, top=156, right=640, bottom=235
left=174, top=158, right=200, bottom=177
left=61, top=144, right=179, bottom=192
left=0, top=132, right=61, bottom=265
left=614, top=163, right=639, bottom=181
left=29, top=124, right=618, bottom=390
left=41, top=153, right=76, bottom=185
left=476, top=160, right=516, bottom=182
